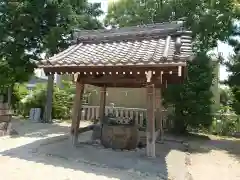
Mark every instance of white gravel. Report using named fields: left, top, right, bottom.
left=2, top=119, right=238, bottom=180
left=0, top=119, right=185, bottom=180
left=188, top=137, right=240, bottom=180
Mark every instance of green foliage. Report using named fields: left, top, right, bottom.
left=210, top=105, right=240, bottom=136
left=220, top=87, right=233, bottom=106
left=52, top=83, right=75, bottom=119
left=225, top=36, right=240, bottom=86
left=105, top=0, right=238, bottom=133
left=230, top=86, right=240, bottom=114
left=14, top=84, right=29, bottom=100
left=16, top=82, right=81, bottom=120
left=11, top=84, right=27, bottom=110
left=0, top=59, right=15, bottom=88
left=0, top=0, right=103, bottom=88
left=17, top=84, right=46, bottom=117
left=163, top=54, right=214, bottom=133
left=106, top=0, right=237, bottom=51
left=225, top=23, right=240, bottom=114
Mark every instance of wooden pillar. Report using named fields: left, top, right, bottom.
left=155, top=88, right=163, bottom=142
left=99, top=86, right=107, bottom=124
left=146, top=84, right=156, bottom=157
left=146, top=71, right=156, bottom=157
left=72, top=80, right=85, bottom=146
left=43, top=75, right=54, bottom=123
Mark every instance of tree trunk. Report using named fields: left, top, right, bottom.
left=7, top=85, right=13, bottom=109
left=43, top=75, right=54, bottom=123
left=173, top=115, right=188, bottom=134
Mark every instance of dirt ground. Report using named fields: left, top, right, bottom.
left=0, top=119, right=240, bottom=180
left=187, top=135, right=240, bottom=180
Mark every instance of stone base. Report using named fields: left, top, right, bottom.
left=0, top=122, right=9, bottom=130
left=101, top=124, right=139, bottom=150
left=0, top=122, right=8, bottom=136
left=91, top=124, right=102, bottom=140
left=0, top=122, right=18, bottom=136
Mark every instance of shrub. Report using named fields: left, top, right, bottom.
left=210, top=105, right=240, bottom=136
left=18, top=84, right=46, bottom=117
left=52, top=88, right=74, bottom=119
left=17, top=81, right=76, bottom=120
left=13, top=84, right=31, bottom=114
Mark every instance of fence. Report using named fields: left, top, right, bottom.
left=80, top=105, right=172, bottom=129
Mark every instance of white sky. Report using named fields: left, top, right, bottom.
left=90, top=0, right=234, bottom=81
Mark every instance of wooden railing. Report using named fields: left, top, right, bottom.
left=80, top=105, right=171, bottom=128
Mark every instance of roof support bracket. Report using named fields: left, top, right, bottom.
left=146, top=71, right=153, bottom=83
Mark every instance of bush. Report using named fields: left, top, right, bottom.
left=52, top=88, right=74, bottom=119
left=0, top=84, right=28, bottom=111
left=16, top=81, right=76, bottom=120
left=18, top=84, right=46, bottom=117
left=210, top=105, right=240, bottom=136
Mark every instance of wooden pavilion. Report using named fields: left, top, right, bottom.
left=38, top=22, right=193, bottom=157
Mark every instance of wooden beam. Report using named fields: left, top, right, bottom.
left=78, top=124, right=96, bottom=134
left=43, top=75, right=54, bottom=123
left=85, top=73, right=183, bottom=88
left=146, top=84, right=156, bottom=158
left=89, top=83, right=165, bottom=88
left=82, top=72, right=180, bottom=82
left=83, top=77, right=147, bottom=85
left=71, top=124, right=97, bottom=134
left=43, top=65, right=185, bottom=75
left=71, top=80, right=84, bottom=146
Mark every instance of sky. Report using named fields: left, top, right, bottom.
left=89, top=0, right=236, bottom=81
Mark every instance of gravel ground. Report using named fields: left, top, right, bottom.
left=187, top=136, right=240, bottom=180
left=189, top=150, right=240, bottom=180
left=0, top=119, right=187, bottom=180
left=1, top=119, right=239, bottom=180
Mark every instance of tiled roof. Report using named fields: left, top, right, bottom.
left=38, top=22, right=193, bottom=68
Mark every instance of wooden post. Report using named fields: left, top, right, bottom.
left=43, top=75, right=54, bottom=123
left=146, top=71, right=156, bottom=158
left=146, top=85, right=156, bottom=157
left=72, top=80, right=84, bottom=146
left=99, top=86, right=106, bottom=124
left=155, top=88, right=163, bottom=142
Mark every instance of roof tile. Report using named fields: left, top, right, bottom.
left=39, top=22, right=193, bottom=68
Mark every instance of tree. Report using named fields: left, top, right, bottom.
left=225, top=23, right=240, bottom=114
left=163, top=54, right=214, bottom=133
left=220, top=87, right=233, bottom=106
left=106, top=0, right=237, bottom=51
left=0, top=0, right=103, bottom=89
left=105, top=0, right=238, bottom=133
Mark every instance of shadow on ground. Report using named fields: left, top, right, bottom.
left=0, top=120, right=179, bottom=179
left=167, top=132, right=240, bottom=161
left=1, top=119, right=240, bottom=179
left=0, top=135, right=175, bottom=179
left=9, top=118, right=70, bottom=138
